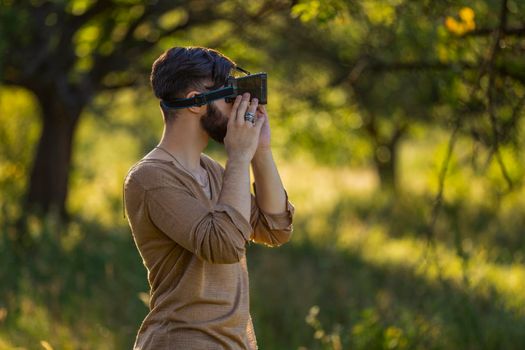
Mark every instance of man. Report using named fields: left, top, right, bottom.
left=124, top=46, right=294, bottom=349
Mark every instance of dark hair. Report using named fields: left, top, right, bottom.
left=150, top=47, right=236, bottom=121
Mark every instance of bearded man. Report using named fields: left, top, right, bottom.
left=124, top=46, right=294, bottom=350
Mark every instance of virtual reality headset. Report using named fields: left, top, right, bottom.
left=160, top=67, right=267, bottom=110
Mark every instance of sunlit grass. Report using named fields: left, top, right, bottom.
left=281, top=153, right=525, bottom=297
left=278, top=154, right=377, bottom=213
left=0, top=295, right=116, bottom=350
left=335, top=226, right=525, bottom=313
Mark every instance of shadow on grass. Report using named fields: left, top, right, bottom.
left=1, top=204, right=524, bottom=350
left=249, top=235, right=525, bottom=350
left=322, top=190, right=525, bottom=264
left=0, top=216, right=148, bottom=349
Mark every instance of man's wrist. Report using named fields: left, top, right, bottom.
left=227, top=155, right=252, bottom=167
left=253, top=147, right=273, bottom=163
left=252, top=149, right=275, bottom=172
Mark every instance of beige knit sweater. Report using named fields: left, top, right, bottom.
left=124, top=154, right=294, bottom=350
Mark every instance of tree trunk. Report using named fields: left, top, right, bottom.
left=25, top=92, right=82, bottom=218
left=373, top=142, right=398, bottom=192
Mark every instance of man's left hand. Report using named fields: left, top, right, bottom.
left=256, top=105, right=271, bottom=152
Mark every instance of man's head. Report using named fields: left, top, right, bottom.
left=150, top=46, right=236, bottom=142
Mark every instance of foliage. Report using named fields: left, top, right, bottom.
left=248, top=0, right=525, bottom=191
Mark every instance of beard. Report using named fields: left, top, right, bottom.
left=200, top=102, right=228, bottom=143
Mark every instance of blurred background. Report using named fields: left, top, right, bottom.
left=1, top=0, right=525, bottom=349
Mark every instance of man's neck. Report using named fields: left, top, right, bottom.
left=157, top=123, right=208, bottom=173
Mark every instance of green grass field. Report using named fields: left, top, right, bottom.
left=2, top=152, right=525, bottom=349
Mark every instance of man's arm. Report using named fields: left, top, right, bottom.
left=246, top=104, right=294, bottom=246
left=251, top=149, right=287, bottom=214
left=249, top=148, right=294, bottom=247
left=219, top=158, right=252, bottom=220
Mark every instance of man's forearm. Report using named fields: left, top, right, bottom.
left=251, top=149, right=287, bottom=214
left=218, top=158, right=252, bottom=222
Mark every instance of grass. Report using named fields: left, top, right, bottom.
left=2, top=155, right=525, bottom=349
left=248, top=190, right=525, bottom=349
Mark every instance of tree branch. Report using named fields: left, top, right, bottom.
left=68, top=0, right=114, bottom=32
left=86, top=1, right=222, bottom=91
left=486, top=0, right=513, bottom=191
left=53, top=0, right=115, bottom=73
left=464, top=26, right=525, bottom=38
left=343, top=57, right=525, bottom=87
left=428, top=122, right=460, bottom=242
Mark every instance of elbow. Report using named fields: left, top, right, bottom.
left=270, top=227, right=294, bottom=247
left=255, top=205, right=295, bottom=247
left=253, top=225, right=293, bottom=247
left=193, top=222, right=248, bottom=264
left=278, top=229, right=293, bottom=245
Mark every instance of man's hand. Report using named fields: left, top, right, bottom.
left=224, top=93, right=264, bottom=163
left=219, top=93, right=264, bottom=222
left=255, top=105, right=271, bottom=152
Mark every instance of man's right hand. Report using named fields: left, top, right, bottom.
left=224, top=93, right=265, bottom=164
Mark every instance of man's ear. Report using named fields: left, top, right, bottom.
left=185, top=90, right=207, bottom=115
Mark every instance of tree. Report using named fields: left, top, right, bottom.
left=252, top=0, right=525, bottom=192
left=0, top=0, right=287, bottom=218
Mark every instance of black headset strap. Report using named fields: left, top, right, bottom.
left=160, top=86, right=235, bottom=110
